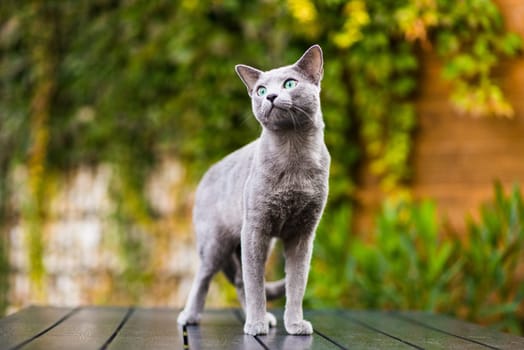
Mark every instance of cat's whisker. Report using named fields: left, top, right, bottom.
left=239, top=112, right=254, bottom=127
left=291, top=105, right=314, bottom=127
left=290, top=113, right=299, bottom=131
left=296, top=106, right=311, bottom=117
left=280, top=101, right=293, bottom=109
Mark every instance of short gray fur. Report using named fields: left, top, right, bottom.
left=177, top=45, right=330, bottom=336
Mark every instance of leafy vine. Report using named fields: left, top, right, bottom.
left=320, top=0, right=522, bottom=194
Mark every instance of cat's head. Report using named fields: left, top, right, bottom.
left=235, top=45, right=323, bottom=132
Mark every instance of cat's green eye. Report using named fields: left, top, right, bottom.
left=257, top=86, right=267, bottom=96
left=284, top=79, right=297, bottom=89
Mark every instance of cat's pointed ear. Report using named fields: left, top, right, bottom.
left=294, top=45, right=323, bottom=85
left=235, top=64, right=262, bottom=95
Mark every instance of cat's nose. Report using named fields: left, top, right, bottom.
left=266, top=93, right=278, bottom=103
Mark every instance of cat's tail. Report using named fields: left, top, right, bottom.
left=222, top=254, right=286, bottom=301
left=265, top=279, right=286, bottom=300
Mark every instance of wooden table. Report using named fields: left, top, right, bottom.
left=1, top=306, right=523, bottom=349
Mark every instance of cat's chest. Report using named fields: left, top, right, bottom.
left=254, top=184, right=325, bottom=239
left=248, top=166, right=326, bottom=218
left=260, top=160, right=325, bottom=195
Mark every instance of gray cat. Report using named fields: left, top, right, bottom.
left=177, top=45, right=330, bottom=336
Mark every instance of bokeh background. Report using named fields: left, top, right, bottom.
left=1, top=0, right=524, bottom=334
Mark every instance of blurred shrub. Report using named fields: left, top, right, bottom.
left=308, top=183, right=524, bottom=334
left=350, top=199, right=459, bottom=311
left=457, top=183, right=524, bottom=333
left=308, top=198, right=460, bottom=311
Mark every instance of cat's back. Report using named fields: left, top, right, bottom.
left=193, top=140, right=257, bottom=229
left=197, top=139, right=257, bottom=191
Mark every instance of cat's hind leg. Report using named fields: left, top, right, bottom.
left=177, top=263, right=218, bottom=325
left=222, top=248, right=278, bottom=327
left=177, top=232, right=229, bottom=325
left=264, top=238, right=286, bottom=301
left=266, top=279, right=285, bottom=301
left=221, top=247, right=246, bottom=310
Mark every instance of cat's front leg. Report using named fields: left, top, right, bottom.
left=241, top=223, right=271, bottom=335
left=283, top=232, right=315, bottom=335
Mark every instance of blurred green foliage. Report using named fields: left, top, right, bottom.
left=0, top=176, right=7, bottom=315
left=308, top=183, right=524, bottom=334
left=459, top=183, right=524, bottom=333
left=0, top=0, right=522, bottom=331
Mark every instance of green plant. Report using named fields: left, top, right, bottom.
left=435, top=0, right=522, bottom=117
left=456, top=183, right=524, bottom=333
left=107, top=168, right=155, bottom=304
left=307, top=198, right=460, bottom=311
left=0, top=161, right=9, bottom=314
left=22, top=0, right=57, bottom=299
left=334, top=1, right=419, bottom=193
left=351, top=199, right=460, bottom=310
left=0, top=185, right=8, bottom=315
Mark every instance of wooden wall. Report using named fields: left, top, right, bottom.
left=355, top=0, right=524, bottom=233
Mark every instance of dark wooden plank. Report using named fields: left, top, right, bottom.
left=3, top=307, right=523, bottom=350
left=0, top=306, right=76, bottom=350
left=398, top=311, right=524, bottom=350
left=344, top=311, right=498, bottom=350
left=106, top=308, right=184, bottom=350
left=185, top=309, right=263, bottom=350
left=254, top=310, right=339, bottom=349
left=19, top=306, right=130, bottom=350
left=305, top=310, right=416, bottom=350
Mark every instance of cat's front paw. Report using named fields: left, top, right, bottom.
left=285, top=319, right=313, bottom=335
left=244, top=320, right=269, bottom=335
left=266, top=312, right=277, bottom=327
left=177, top=310, right=200, bottom=325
